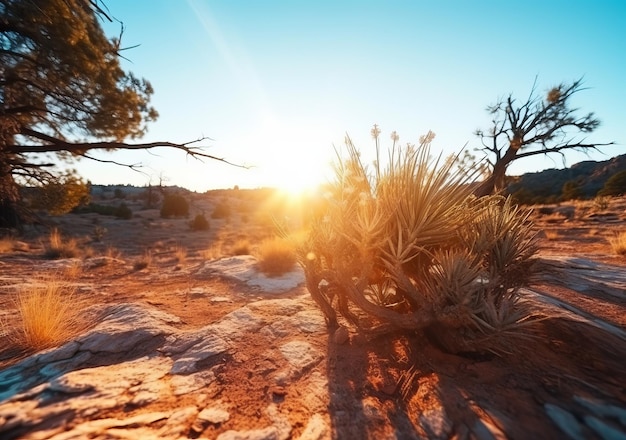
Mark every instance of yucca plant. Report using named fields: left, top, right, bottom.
left=297, top=127, right=539, bottom=354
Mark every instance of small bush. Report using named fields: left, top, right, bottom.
left=609, top=232, right=626, bottom=256
left=599, top=170, right=626, bottom=197
left=0, top=236, right=16, bottom=253
left=114, top=202, right=133, bottom=219
left=92, top=226, right=107, bottom=242
left=134, top=251, right=153, bottom=270
left=593, top=196, right=610, bottom=211
left=161, top=194, right=189, bottom=218
left=44, top=229, right=80, bottom=259
left=190, top=213, right=210, bottom=231
left=211, top=200, right=231, bottom=219
left=256, top=237, right=296, bottom=276
left=231, top=239, right=251, bottom=256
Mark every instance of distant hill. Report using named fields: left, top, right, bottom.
left=507, top=154, right=626, bottom=202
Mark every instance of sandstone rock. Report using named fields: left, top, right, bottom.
left=279, top=340, right=324, bottom=379
left=297, top=413, right=329, bottom=440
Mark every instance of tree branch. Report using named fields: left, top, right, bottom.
left=12, top=128, right=248, bottom=168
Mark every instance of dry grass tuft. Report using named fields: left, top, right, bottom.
left=0, top=236, right=16, bottom=253
left=133, top=250, right=153, bottom=270
left=173, top=245, right=187, bottom=263
left=609, top=232, right=626, bottom=256
left=44, top=229, right=80, bottom=259
left=231, top=239, right=251, bottom=256
left=11, top=276, right=83, bottom=350
left=544, top=230, right=559, bottom=240
left=256, top=237, right=296, bottom=276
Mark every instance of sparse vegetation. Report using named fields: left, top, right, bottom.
left=593, top=196, right=610, bottom=211
left=231, top=239, right=251, bottom=256
left=609, top=232, right=626, bottom=256
left=298, top=130, right=539, bottom=354
left=190, top=213, right=210, bottom=231
left=173, top=245, right=187, bottom=263
left=599, top=170, right=626, bottom=197
left=256, top=237, right=297, bottom=276
left=11, top=277, right=83, bottom=350
left=133, top=251, right=153, bottom=270
left=160, top=194, right=189, bottom=218
left=92, top=226, right=107, bottom=242
left=0, top=236, right=16, bottom=253
left=211, top=200, right=232, bottom=219
left=44, top=229, right=80, bottom=259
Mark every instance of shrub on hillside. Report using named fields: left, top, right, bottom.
left=114, top=202, right=133, bottom=219
left=160, top=194, right=189, bottom=218
left=211, top=200, right=231, bottom=219
left=598, top=170, right=626, bottom=197
left=190, top=213, right=210, bottom=231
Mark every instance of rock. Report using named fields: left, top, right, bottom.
left=297, top=414, right=328, bottom=440
left=279, top=340, right=324, bottom=378
left=170, top=332, right=229, bottom=374
left=198, top=405, right=231, bottom=424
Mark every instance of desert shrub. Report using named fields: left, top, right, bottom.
left=114, top=202, right=133, bottom=219
left=91, top=226, right=107, bottom=242
left=44, top=229, right=80, bottom=259
left=561, top=180, right=582, bottom=201
left=256, top=237, right=296, bottom=276
left=12, top=277, right=82, bottom=349
left=231, top=239, right=251, bottom=256
left=593, top=195, right=610, bottom=211
left=211, top=200, right=231, bottom=219
left=133, top=251, right=153, bottom=270
left=30, top=174, right=91, bottom=215
left=173, top=245, right=187, bottom=263
left=190, top=213, right=210, bottom=231
left=609, top=232, right=626, bottom=256
left=297, top=131, right=539, bottom=355
left=598, top=170, right=626, bottom=197
left=0, top=236, right=16, bottom=253
left=160, top=194, right=189, bottom=218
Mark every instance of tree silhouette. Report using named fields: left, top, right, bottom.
left=0, top=0, right=236, bottom=229
left=473, top=78, right=613, bottom=197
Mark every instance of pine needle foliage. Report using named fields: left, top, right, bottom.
left=297, top=129, right=539, bottom=354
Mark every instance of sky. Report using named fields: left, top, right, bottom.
left=77, top=0, right=626, bottom=193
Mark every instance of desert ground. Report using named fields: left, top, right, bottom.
left=0, top=189, right=625, bottom=439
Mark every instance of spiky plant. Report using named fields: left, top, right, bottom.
left=297, top=128, right=539, bottom=354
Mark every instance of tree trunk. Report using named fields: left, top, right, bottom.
left=473, top=145, right=517, bottom=197
left=0, top=162, right=24, bottom=230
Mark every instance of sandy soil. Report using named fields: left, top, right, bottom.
left=1, top=191, right=625, bottom=439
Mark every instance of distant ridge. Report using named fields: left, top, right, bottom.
left=507, top=154, right=626, bottom=199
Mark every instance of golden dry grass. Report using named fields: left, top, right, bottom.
left=133, top=250, right=153, bottom=270
left=44, top=229, right=80, bottom=259
left=0, top=236, right=15, bottom=253
left=12, top=277, right=83, bottom=350
left=544, top=230, right=560, bottom=240
left=609, top=232, right=626, bottom=256
left=173, top=245, right=187, bottom=263
left=255, top=237, right=296, bottom=276
left=231, top=239, right=251, bottom=256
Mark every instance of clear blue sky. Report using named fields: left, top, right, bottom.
left=79, top=0, right=626, bottom=192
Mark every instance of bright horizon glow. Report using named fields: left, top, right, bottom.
left=72, top=1, right=625, bottom=193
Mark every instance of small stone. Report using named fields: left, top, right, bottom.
left=333, top=326, right=349, bottom=345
